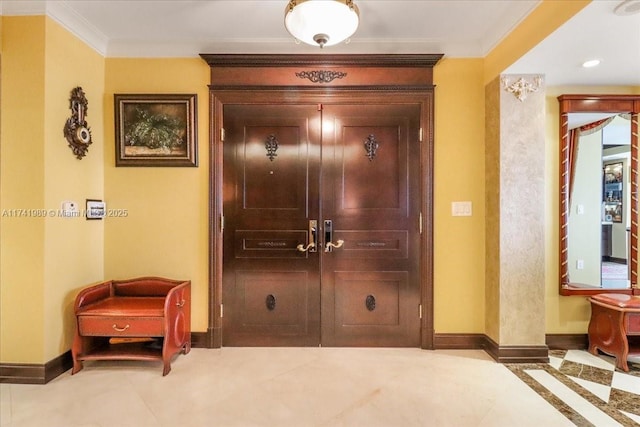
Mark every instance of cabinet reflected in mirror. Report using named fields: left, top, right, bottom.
left=559, top=95, right=639, bottom=296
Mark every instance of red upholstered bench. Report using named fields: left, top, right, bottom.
left=588, top=293, right=640, bottom=372
left=71, top=277, right=191, bottom=376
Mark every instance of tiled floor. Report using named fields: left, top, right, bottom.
left=507, top=350, right=640, bottom=427
left=1, top=347, right=638, bottom=426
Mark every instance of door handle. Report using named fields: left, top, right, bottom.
left=325, top=239, right=344, bottom=252
left=324, top=220, right=344, bottom=252
left=297, top=220, right=317, bottom=252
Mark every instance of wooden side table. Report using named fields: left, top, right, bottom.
left=588, top=293, right=640, bottom=372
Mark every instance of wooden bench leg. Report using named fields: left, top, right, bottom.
left=71, top=333, right=83, bottom=374
left=71, top=361, right=83, bottom=375
left=162, top=360, right=171, bottom=376
left=588, top=303, right=630, bottom=372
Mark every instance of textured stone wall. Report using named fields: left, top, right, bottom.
left=486, top=74, right=546, bottom=346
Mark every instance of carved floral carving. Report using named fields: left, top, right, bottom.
left=500, top=76, right=543, bottom=102
left=265, top=134, right=279, bottom=161
left=364, top=134, right=379, bottom=161
left=295, top=70, right=347, bottom=83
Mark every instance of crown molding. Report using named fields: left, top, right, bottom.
left=1, top=0, right=108, bottom=56
left=46, top=1, right=108, bottom=56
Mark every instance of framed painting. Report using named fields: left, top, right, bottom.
left=115, top=94, right=197, bottom=167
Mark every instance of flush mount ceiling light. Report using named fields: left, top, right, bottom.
left=285, top=0, right=360, bottom=48
left=582, top=59, right=601, bottom=68
left=614, top=0, right=640, bottom=15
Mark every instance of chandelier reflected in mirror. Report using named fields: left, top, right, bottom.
left=284, top=0, right=360, bottom=48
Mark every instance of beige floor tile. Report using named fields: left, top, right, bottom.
left=1, top=348, right=610, bottom=427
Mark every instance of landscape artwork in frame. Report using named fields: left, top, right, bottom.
left=115, top=94, right=197, bottom=166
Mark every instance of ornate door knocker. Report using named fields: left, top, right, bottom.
left=63, top=87, right=92, bottom=159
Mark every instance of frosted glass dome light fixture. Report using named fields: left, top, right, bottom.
left=285, top=0, right=360, bottom=48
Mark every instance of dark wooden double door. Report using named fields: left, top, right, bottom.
left=222, top=102, right=422, bottom=347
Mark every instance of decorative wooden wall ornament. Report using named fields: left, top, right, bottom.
left=63, top=87, right=93, bottom=159
left=364, top=134, right=379, bottom=161
left=295, top=70, right=347, bottom=83
left=265, top=134, right=279, bottom=161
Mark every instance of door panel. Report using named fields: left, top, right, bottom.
left=222, top=104, right=321, bottom=346
left=235, top=270, right=309, bottom=329
left=234, top=230, right=307, bottom=258
left=321, top=104, right=421, bottom=347
left=334, top=271, right=406, bottom=327
left=238, top=115, right=314, bottom=217
left=337, top=230, right=408, bottom=259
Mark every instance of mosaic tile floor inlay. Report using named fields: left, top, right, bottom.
left=507, top=350, right=640, bottom=426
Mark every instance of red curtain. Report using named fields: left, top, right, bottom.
left=567, top=117, right=615, bottom=203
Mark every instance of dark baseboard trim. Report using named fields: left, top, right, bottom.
left=484, top=336, right=549, bottom=363
left=433, top=333, right=486, bottom=349
left=0, top=363, right=47, bottom=384
left=191, top=329, right=220, bottom=348
left=1, top=331, right=211, bottom=384
left=191, top=331, right=211, bottom=348
left=546, top=333, right=588, bottom=350
left=435, top=333, right=550, bottom=363
left=0, top=350, right=72, bottom=385
left=45, top=350, right=73, bottom=383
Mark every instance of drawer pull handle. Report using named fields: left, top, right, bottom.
left=112, top=324, right=130, bottom=332
left=176, top=300, right=185, bottom=307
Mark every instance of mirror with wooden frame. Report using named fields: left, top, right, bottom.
left=559, top=94, right=639, bottom=296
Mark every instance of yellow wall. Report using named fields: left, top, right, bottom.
left=1, top=16, right=47, bottom=363
left=42, top=18, right=106, bottom=361
left=103, top=59, right=210, bottom=332
left=433, top=58, right=486, bottom=332
left=0, top=16, right=105, bottom=363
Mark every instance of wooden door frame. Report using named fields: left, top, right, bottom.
left=201, top=54, right=442, bottom=349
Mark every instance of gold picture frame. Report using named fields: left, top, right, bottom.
left=115, top=94, right=197, bottom=167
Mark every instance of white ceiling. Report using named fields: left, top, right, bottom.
left=505, top=0, right=640, bottom=87
left=2, top=0, right=639, bottom=86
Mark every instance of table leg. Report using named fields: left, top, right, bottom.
left=588, top=303, right=629, bottom=372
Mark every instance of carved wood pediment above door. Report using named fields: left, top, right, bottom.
left=201, top=54, right=442, bottom=349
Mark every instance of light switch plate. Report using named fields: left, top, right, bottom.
left=452, top=201, right=472, bottom=216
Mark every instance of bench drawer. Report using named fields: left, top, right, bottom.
left=78, top=316, right=164, bottom=337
